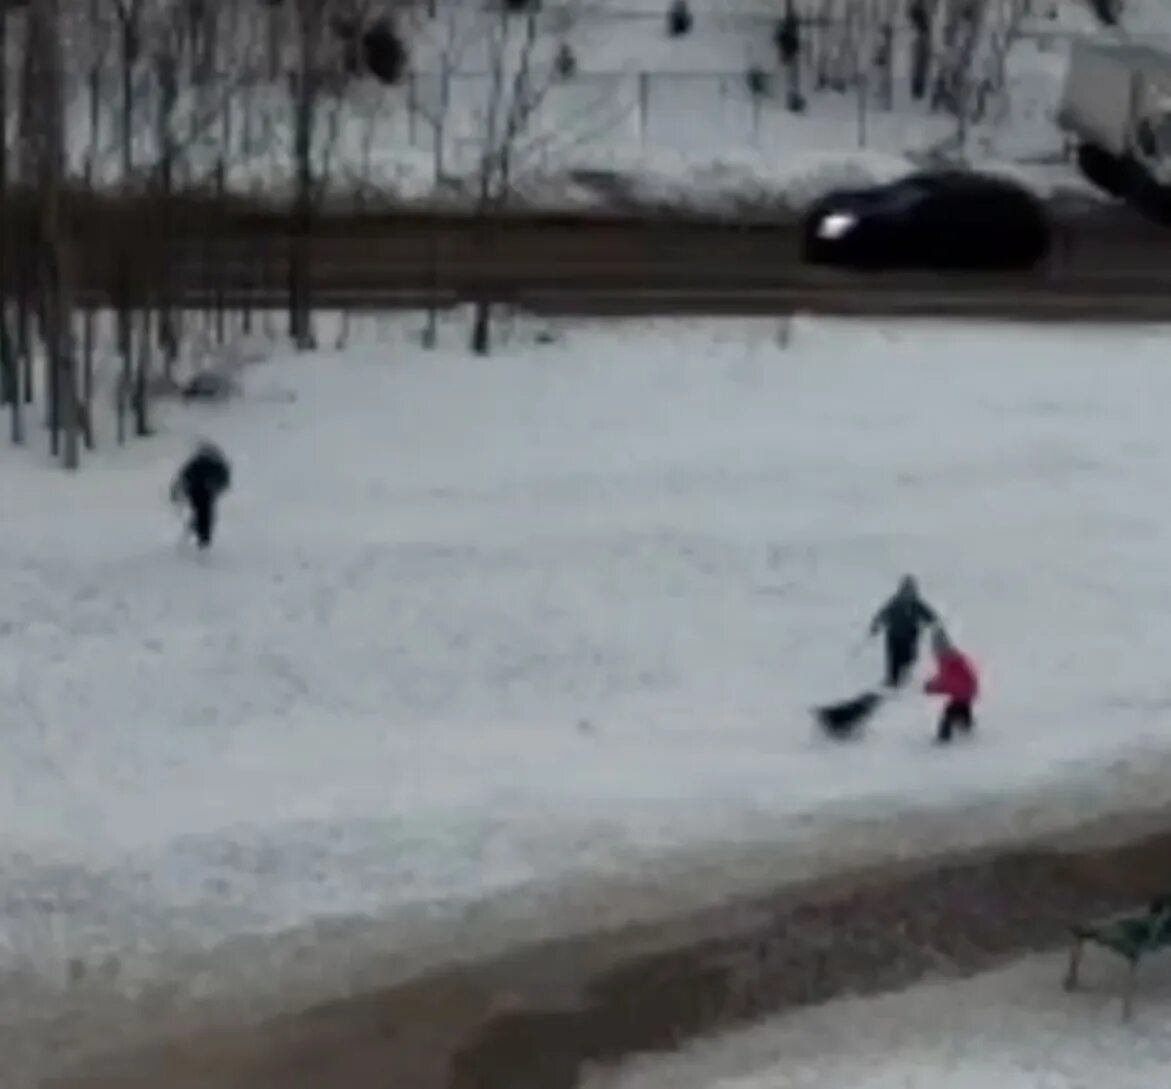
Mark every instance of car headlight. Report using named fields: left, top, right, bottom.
left=816, top=212, right=857, bottom=240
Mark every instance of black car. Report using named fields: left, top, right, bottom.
left=801, top=170, right=1052, bottom=271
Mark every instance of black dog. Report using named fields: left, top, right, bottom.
left=814, top=691, right=883, bottom=740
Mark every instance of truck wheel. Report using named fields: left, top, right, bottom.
left=1126, top=165, right=1171, bottom=226
left=1076, top=143, right=1128, bottom=198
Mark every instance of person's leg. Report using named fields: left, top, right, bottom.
left=937, top=700, right=960, bottom=743
left=192, top=494, right=214, bottom=549
left=956, top=700, right=974, bottom=734
left=204, top=497, right=217, bottom=547
left=887, top=634, right=914, bottom=688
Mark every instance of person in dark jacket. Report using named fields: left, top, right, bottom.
left=869, top=575, right=937, bottom=688
left=170, top=441, right=231, bottom=549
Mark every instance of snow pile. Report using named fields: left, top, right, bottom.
left=558, top=147, right=918, bottom=214
left=584, top=951, right=1171, bottom=1089
left=7, top=313, right=1171, bottom=1077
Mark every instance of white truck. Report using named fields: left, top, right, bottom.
left=1057, top=39, right=1171, bottom=197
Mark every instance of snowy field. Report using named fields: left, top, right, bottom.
left=8, top=312, right=1171, bottom=1078
left=583, top=950, right=1171, bottom=1089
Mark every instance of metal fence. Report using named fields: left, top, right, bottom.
left=399, top=70, right=809, bottom=162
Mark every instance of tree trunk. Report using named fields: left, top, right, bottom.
left=0, top=1, right=21, bottom=444
left=116, top=250, right=132, bottom=446
left=82, top=296, right=95, bottom=449
left=290, top=54, right=316, bottom=350
left=29, top=0, right=78, bottom=468
left=134, top=307, right=152, bottom=438
left=18, top=253, right=32, bottom=408
left=471, top=299, right=491, bottom=356
left=121, top=15, right=136, bottom=179
left=214, top=158, right=227, bottom=345
left=157, top=49, right=180, bottom=376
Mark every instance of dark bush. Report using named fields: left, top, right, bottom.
left=363, top=19, right=408, bottom=85
left=774, top=3, right=800, bottom=64
left=667, top=0, right=692, bottom=37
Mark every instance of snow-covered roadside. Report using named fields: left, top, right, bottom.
left=32, top=0, right=1125, bottom=215
left=583, top=949, right=1171, bottom=1089
left=8, top=312, right=1171, bottom=1080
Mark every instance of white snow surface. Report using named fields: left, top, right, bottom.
left=582, top=951, right=1171, bottom=1089
left=7, top=312, right=1171, bottom=1076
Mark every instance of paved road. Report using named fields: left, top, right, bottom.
left=16, top=203, right=1171, bottom=318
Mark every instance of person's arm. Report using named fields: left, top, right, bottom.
left=917, top=600, right=938, bottom=626
left=870, top=600, right=890, bottom=635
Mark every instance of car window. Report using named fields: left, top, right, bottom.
left=1151, top=115, right=1171, bottom=157
left=1136, top=118, right=1158, bottom=159
left=878, top=181, right=930, bottom=214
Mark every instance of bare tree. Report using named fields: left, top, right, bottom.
left=973, top=0, right=1028, bottom=128
left=110, top=0, right=148, bottom=179
left=922, top=0, right=1024, bottom=152
left=27, top=0, right=81, bottom=467
left=908, top=0, right=935, bottom=100
left=0, top=0, right=20, bottom=445
left=288, top=0, right=346, bottom=349
left=154, top=14, right=182, bottom=375
left=414, top=2, right=624, bottom=355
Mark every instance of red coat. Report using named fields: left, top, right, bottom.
left=924, top=649, right=979, bottom=702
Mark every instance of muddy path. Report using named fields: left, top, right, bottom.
left=47, top=817, right=1171, bottom=1089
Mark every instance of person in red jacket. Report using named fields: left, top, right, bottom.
left=923, top=626, right=979, bottom=743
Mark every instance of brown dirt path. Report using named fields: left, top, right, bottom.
left=46, top=819, right=1171, bottom=1089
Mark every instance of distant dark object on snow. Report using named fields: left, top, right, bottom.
left=814, top=691, right=883, bottom=739
left=667, top=0, right=693, bottom=37
left=745, top=66, right=770, bottom=98
left=555, top=42, right=577, bottom=80
left=181, top=370, right=237, bottom=402
left=801, top=169, right=1052, bottom=272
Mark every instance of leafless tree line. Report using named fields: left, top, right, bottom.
left=772, top=0, right=1032, bottom=144
left=0, top=0, right=613, bottom=467
left=0, top=0, right=1037, bottom=467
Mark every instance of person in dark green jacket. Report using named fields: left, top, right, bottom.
left=869, top=575, right=938, bottom=689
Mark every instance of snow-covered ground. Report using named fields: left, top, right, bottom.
left=8, top=311, right=1171, bottom=1080
left=15, top=0, right=1161, bottom=212
left=583, top=950, right=1171, bottom=1089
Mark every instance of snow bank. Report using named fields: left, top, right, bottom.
left=559, top=147, right=919, bottom=214
left=584, top=951, right=1171, bottom=1089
